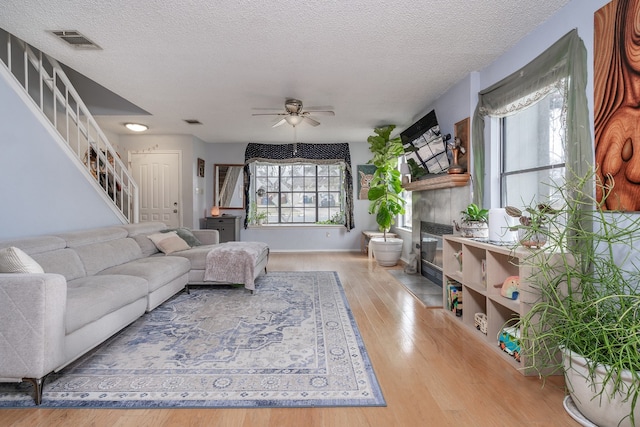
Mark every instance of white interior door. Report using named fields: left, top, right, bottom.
left=130, top=151, right=182, bottom=227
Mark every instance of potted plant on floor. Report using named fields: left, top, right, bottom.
left=454, top=203, right=489, bottom=238
left=366, top=125, right=405, bottom=267
left=515, top=168, right=640, bottom=427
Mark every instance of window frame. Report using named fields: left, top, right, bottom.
left=249, top=161, right=346, bottom=226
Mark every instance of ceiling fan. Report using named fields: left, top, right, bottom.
left=252, top=99, right=335, bottom=127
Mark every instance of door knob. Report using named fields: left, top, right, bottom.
left=173, top=209, right=178, bottom=213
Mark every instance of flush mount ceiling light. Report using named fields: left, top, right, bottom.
left=124, top=123, right=149, bottom=132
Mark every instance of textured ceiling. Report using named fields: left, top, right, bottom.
left=1, top=0, right=570, bottom=144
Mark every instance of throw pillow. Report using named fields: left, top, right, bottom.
left=0, top=246, right=45, bottom=273
left=147, top=232, right=190, bottom=255
left=161, top=227, right=202, bottom=247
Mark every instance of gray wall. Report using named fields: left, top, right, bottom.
left=0, top=68, right=122, bottom=239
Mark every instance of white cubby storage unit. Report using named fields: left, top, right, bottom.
left=442, top=235, right=549, bottom=376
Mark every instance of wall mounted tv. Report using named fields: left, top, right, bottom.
left=400, top=110, right=450, bottom=179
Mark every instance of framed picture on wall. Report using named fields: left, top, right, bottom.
left=198, top=158, right=205, bottom=178
left=454, top=117, right=470, bottom=171
left=357, top=165, right=376, bottom=200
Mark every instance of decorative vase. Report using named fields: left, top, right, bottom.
left=518, top=227, right=547, bottom=248
left=562, top=347, right=640, bottom=427
left=370, top=237, right=403, bottom=267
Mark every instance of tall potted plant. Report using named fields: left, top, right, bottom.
left=366, top=125, right=406, bottom=266
left=515, top=168, right=640, bottom=427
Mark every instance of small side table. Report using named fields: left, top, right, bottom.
left=361, top=231, right=398, bottom=259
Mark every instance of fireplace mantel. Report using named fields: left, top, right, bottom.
left=403, top=173, right=470, bottom=192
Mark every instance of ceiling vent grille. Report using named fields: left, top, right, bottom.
left=49, top=30, right=101, bottom=50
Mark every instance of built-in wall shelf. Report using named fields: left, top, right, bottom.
left=403, top=173, right=470, bottom=192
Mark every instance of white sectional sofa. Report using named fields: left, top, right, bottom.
left=0, top=221, right=268, bottom=404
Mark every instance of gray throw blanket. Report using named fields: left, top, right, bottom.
left=204, top=242, right=268, bottom=291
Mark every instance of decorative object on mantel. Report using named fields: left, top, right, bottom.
left=366, top=125, right=405, bottom=266
left=451, top=117, right=470, bottom=173
left=447, top=137, right=466, bottom=174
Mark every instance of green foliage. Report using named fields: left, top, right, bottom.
left=248, top=202, right=267, bottom=225
left=460, top=203, right=488, bottom=223
left=316, top=211, right=345, bottom=225
left=366, top=125, right=406, bottom=237
left=515, top=167, right=640, bottom=423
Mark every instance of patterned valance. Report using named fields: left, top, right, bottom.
left=243, top=142, right=354, bottom=231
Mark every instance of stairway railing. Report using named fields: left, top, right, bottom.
left=0, top=28, right=138, bottom=223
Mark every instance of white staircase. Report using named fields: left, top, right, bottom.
left=0, top=28, right=138, bottom=223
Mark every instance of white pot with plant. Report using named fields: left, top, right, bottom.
left=454, top=203, right=489, bottom=238
left=366, top=125, right=405, bottom=267
left=515, top=168, right=640, bottom=427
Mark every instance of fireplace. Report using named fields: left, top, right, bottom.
left=420, top=221, right=453, bottom=286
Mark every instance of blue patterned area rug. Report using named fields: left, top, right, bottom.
left=0, top=271, right=385, bottom=408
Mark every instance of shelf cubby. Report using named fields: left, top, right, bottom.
left=442, top=235, right=558, bottom=376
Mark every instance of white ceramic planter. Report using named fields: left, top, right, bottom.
left=370, top=237, right=403, bottom=267
left=563, top=347, right=640, bottom=427
left=459, top=221, right=489, bottom=239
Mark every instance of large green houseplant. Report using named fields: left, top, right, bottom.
left=366, top=125, right=406, bottom=266
left=515, top=168, right=640, bottom=427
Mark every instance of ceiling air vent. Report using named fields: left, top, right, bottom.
left=49, top=30, right=101, bottom=50
left=184, top=119, right=202, bottom=125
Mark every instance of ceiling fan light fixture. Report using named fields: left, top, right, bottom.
left=284, top=115, right=303, bottom=126
left=124, top=123, right=149, bottom=132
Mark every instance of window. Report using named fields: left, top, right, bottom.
left=500, top=81, right=566, bottom=209
left=249, top=161, right=345, bottom=225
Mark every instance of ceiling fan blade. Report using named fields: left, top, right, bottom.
left=252, top=112, right=286, bottom=116
left=306, top=110, right=335, bottom=116
left=272, top=118, right=287, bottom=128
left=303, top=116, right=321, bottom=127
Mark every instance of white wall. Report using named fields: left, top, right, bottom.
left=0, top=68, right=122, bottom=240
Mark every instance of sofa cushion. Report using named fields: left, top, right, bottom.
left=57, top=227, right=128, bottom=248
left=167, top=244, right=217, bottom=270
left=74, top=238, right=144, bottom=276
left=120, top=222, right=166, bottom=237
left=98, top=256, right=190, bottom=292
left=32, top=249, right=86, bottom=281
left=148, top=232, right=190, bottom=254
left=161, top=228, right=202, bottom=247
left=0, top=235, right=66, bottom=255
left=0, top=247, right=44, bottom=273
left=65, top=275, right=148, bottom=334
left=132, top=234, right=160, bottom=257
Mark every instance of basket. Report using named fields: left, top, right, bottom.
left=474, top=312, right=487, bottom=335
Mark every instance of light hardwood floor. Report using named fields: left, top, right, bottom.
left=0, top=252, right=576, bottom=427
